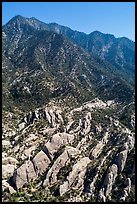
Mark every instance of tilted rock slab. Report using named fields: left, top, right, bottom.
left=98, top=164, right=118, bottom=201
left=115, top=149, right=128, bottom=173
left=43, top=146, right=80, bottom=187
left=45, top=132, right=74, bottom=159
left=12, top=150, right=51, bottom=190
left=13, top=160, right=37, bottom=189
left=60, top=157, right=90, bottom=196
left=90, top=142, right=105, bottom=159
left=32, top=150, right=51, bottom=176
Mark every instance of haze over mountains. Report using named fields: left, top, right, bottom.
left=2, top=15, right=135, bottom=202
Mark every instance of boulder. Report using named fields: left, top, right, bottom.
left=98, top=188, right=106, bottom=202
left=25, top=160, right=37, bottom=182
left=18, top=122, right=26, bottom=131
left=127, top=135, right=135, bottom=152
left=8, top=130, right=16, bottom=137
left=2, top=164, right=15, bottom=179
left=60, top=181, right=69, bottom=196
left=44, top=109, right=51, bottom=124
left=25, top=134, right=38, bottom=143
left=24, top=146, right=36, bottom=159
left=43, top=150, right=69, bottom=187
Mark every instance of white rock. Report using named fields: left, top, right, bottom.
left=45, top=132, right=74, bottom=158
left=115, top=150, right=128, bottom=172
left=102, top=164, right=118, bottom=197
left=2, top=164, right=15, bottom=179
left=13, top=160, right=37, bottom=189
left=2, top=157, right=18, bottom=165
left=91, top=142, right=104, bottom=159
left=2, top=180, right=16, bottom=194
left=43, top=146, right=79, bottom=187
left=2, top=140, right=11, bottom=147
left=60, top=157, right=90, bottom=195
left=18, top=122, right=26, bottom=131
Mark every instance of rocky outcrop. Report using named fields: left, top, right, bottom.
left=130, top=113, right=135, bottom=129
left=2, top=180, right=16, bottom=194
left=2, top=99, right=135, bottom=201
left=19, top=107, right=64, bottom=131
left=18, top=122, right=26, bottom=131
left=115, top=150, right=128, bottom=173
left=90, top=142, right=105, bottom=159
left=45, top=132, right=74, bottom=159
left=89, top=131, right=109, bottom=159
left=60, top=157, right=90, bottom=196
left=2, top=164, right=16, bottom=179
left=43, top=146, right=80, bottom=187
left=89, top=150, right=112, bottom=195
left=120, top=178, right=131, bottom=201
left=13, top=160, right=37, bottom=189
left=98, top=164, right=118, bottom=201
left=33, top=150, right=51, bottom=176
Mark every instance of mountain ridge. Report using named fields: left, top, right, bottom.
left=3, top=15, right=134, bottom=42
left=3, top=15, right=134, bottom=84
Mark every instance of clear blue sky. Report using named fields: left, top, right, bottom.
left=2, top=2, right=135, bottom=41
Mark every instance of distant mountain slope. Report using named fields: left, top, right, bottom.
left=3, top=15, right=134, bottom=83
left=2, top=15, right=134, bottom=112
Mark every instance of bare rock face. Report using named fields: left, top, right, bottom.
left=33, top=150, right=51, bottom=176
left=43, top=150, right=69, bottom=187
left=13, top=160, right=37, bottom=189
left=90, top=142, right=104, bottom=159
left=104, top=164, right=118, bottom=196
left=60, top=181, right=69, bottom=196
left=115, top=150, right=128, bottom=172
left=60, top=157, right=90, bottom=196
left=45, top=132, right=74, bottom=158
left=82, top=112, right=91, bottom=135
left=98, top=188, right=106, bottom=202
left=99, top=164, right=118, bottom=201
left=130, top=113, right=135, bottom=129
left=25, top=160, right=37, bottom=182
left=43, top=146, right=80, bottom=187
left=13, top=163, right=27, bottom=189
left=126, top=135, right=135, bottom=152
